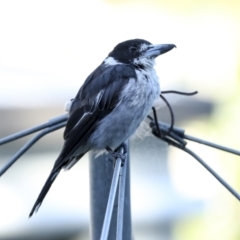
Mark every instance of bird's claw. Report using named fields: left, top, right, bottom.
left=111, top=152, right=126, bottom=166
left=106, top=144, right=127, bottom=167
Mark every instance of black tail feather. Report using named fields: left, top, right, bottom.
left=29, top=169, right=60, bottom=217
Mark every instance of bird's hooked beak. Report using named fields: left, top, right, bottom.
left=143, top=44, right=176, bottom=58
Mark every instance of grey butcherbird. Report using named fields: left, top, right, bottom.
left=29, top=39, right=176, bottom=217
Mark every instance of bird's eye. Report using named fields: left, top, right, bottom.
left=129, top=46, right=137, bottom=53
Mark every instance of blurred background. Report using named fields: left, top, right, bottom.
left=0, top=0, right=240, bottom=239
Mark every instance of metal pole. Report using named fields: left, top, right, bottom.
left=89, top=144, right=132, bottom=240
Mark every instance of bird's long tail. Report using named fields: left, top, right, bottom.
left=29, top=168, right=60, bottom=217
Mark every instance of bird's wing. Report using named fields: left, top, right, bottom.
left=29, top=64, right=136, bottom=217
left=53, top=64, right=136, bottom=170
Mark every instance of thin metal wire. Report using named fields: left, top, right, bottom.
left=0, top=114, right=68, bottom=146
left=152, top=107, right=162, bottom=138
left=159, top=94, right=174, bottom=136
left=150, top=116, right=240, bottom=201
left=184, top=134, right=240, bottom=156
left=171, top=143, right=240, bottom=201
left=117, top=147, right=128, bottom=240
left=0, top=122, right=67, bottom=177
left=100, top=148, right=123, bottom=240
left=161, top=90, right=198, bottom=96
left=150, top=119, right=240, bottom=157
left=158, top=90, right=198, bottom=136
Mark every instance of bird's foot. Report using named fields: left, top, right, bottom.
left=106, top=143, right=127, bottom=167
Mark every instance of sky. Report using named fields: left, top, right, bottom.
left=0, top=0, right=239, bottom=108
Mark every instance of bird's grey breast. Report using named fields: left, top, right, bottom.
left=89, top=67, right=160, bottom=150
left=122, top=68, right=160, bottom=108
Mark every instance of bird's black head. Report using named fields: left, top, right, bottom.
left=105, top=39, right=176, bottom=69
left=108, top=39, right=151, bottom=65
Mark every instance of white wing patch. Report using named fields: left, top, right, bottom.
left=104, top=57, right=121, bottom=66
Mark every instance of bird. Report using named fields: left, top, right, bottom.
left=29, top=39, right=176, bottom=217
